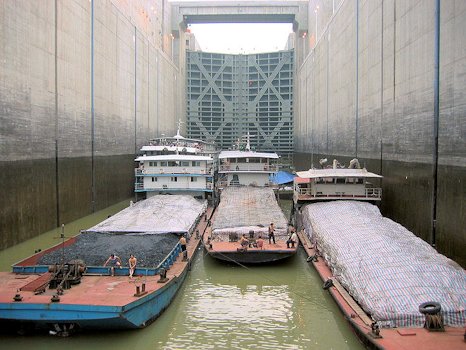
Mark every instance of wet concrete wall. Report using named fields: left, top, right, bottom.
left=295, top=0, right=466, bottom=266
left=0, top=0, right=184, bottom=249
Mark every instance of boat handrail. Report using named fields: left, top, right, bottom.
left=135, top=168, right=211, bottom=176
left=217, top=181, right=277, bottom=188
left=156, top=242, right=182, bottom=272
left=219, top=164, right=279, bottom=172
left=295, top=187, right=382, bottom=199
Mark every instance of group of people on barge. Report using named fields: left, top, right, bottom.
left=103, top=253, right=138, bottom=277
left=237, top=223, right=298, bottom=250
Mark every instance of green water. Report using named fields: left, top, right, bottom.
left=0, top=200, right=364, bottom=350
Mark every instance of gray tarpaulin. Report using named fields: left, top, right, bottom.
left=85, top=195, right=207, bottom=235
left=301, top=201, right=466, bottom=328
left=212, top=187, right=288, bottom=239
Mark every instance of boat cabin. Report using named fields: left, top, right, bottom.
left=135, top=154, right=214, bottom=199
left=217, top=151, right=279, bottom=188
left=293, top=168, right=382, bottom=205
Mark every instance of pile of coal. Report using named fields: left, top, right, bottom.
left=38, top=232, right=180, bottom=267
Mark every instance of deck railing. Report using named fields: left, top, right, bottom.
left=135, top=168, right=213, bottom=176
left=295, top=187, right=382, bottom=199
left=134, top=184, right=213, bottom=192
left=217, top=181, right=277, bottom=189
left=219, top=164, right=278, bottom=172
left=156, top=243, right=182, bottom=272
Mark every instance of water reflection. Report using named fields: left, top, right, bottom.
left=156, top=251, right=363, bottom=350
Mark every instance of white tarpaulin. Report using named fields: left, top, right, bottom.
left=85, top=195, right=207, bottom=234
left=212, top=187, right=288, bottom=238
left=301, top=201, right=466, bottom=328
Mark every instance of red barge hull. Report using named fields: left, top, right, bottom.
left=297, top=230, right=465, bottom=350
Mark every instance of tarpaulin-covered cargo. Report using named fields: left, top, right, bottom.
left=212, top=187, right=288, bottom=240
left=85, top=195, right=207, bottom=235
left=301, top=201, right=466, bottom=328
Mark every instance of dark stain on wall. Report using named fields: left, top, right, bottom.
left=0, top=155, right=134, bottom=251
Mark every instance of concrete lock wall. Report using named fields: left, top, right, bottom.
left=0, top=0, right=184, bottom=250
left=295, top=0, right=466, bottom=266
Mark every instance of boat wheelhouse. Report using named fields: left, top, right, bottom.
left=134, top=154, right=214, bottom=199
left=217, top=150, right=279, bottom=189
left=293, top=160, right=382, bottom=209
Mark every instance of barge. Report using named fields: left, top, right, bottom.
left=294, top=159, right=465, bottom=349
left=0, top=195, right=213, bottom=335
left=204, top=134, right=297, bottom=264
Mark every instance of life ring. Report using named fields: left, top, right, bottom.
left=323, top=279, right=334, bottom=290
left=419, top=301, right=441, bottom=315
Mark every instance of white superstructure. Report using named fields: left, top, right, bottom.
left=135, top=128, right=217, bottom=199
left=140, top=129, right=217, bottom=160
left=217, top=149, right=279, bottom=188
left=293, top=159, right=382, bottom=205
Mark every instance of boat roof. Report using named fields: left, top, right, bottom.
left=140, top=145, right=199, bottom=152
left=135, top=155, right=212, bottom=161
left=219, top=150, right=279, bottom=159
left=296, top=168, right=382, bottom=179
left=148, top=135, right=214, bottom=145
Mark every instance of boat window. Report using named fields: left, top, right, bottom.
left=171, top=177, right=178, bottom=182
left=191, top=177, right=197, bottom=182
left=248, top=158, right=261, bottom=163
left=168, top=161, right=178, bottom=167
left=151, top=177, right=157, bottom=182
left=160, top=161, right=168, bottom=167
left=181, top=161, right=190, bottom=167
left=149, top=161, right=157, bottom=167
left=192, top=161, right=200, bottom=166
left=336, top=178, right=346, bottom=184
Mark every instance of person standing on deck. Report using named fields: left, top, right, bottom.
left=180, top=235, right=188, bottom=261
left=128, top=254, right=137, bottom=278
left=268, top=223, right=276, bottom=244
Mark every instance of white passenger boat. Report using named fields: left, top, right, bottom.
left=134, top=127, right=217, bottom=200
left=217, top=133, right=279, bottom=189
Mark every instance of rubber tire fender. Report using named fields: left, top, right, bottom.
left=323, top=279, right=334, bottom=290
left=419, top=301, right=441, bottom=315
